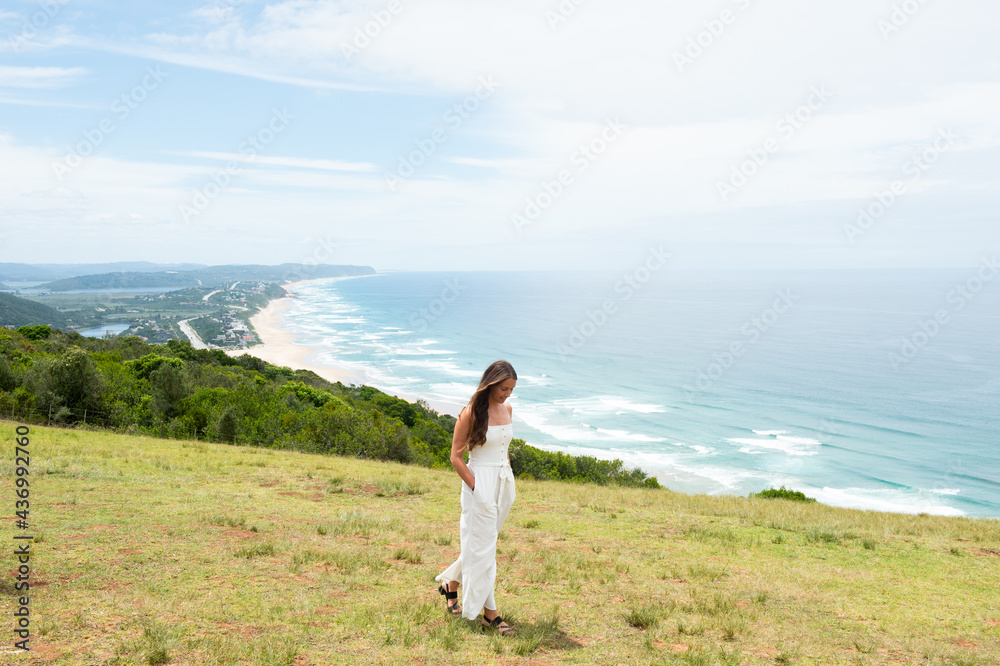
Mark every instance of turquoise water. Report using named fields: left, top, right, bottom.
left=276, top=269, right=1000, bottom=518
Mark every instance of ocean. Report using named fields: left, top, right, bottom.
left=275, top=267, right=1000, bottom=518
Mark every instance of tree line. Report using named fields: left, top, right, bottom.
left=0, top=325, right=659, bottom=488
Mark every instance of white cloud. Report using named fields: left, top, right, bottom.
left=178, top=151, right=378, bottom=172
left=0, top=96, right=102, bottom=109
left=2, top=1, right=999, bottom=268
left=0, top=65, right=87, bottom=88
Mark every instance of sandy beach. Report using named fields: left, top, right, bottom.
left=227, top=281, right=358, bottom=386
left=228, top=281, right=462, bottom=416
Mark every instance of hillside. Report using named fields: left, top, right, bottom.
left=0, top=326, right=657, bottom=487
left=3, top=422, right=997, bottom=664
left=37, top=264, right=376, bottom=291
left=0, top=291, right=68, bottom=328
left=37, top=271, right=202, bottom=291
left=0, top=261, right=207, bottom=282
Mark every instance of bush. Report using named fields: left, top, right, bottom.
left=216, top=406, right=238, bottom=443
left=17, top=325, right=51, bottom=341
left=127, top=353, right=183, bottom=380
left=25, top=346, right=104, bottom=413
left=509, top=439, right=660, bottom=488
left=0, top=356, right=17, bottom=391
left=150, top=363, right=186, bottom=420
left=750, top=486, right=816, bottom=502
left=280, top=381, right=333, bottom=408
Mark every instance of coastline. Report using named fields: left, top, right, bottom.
left=227, top=280, right=358, bottom=386
left=219, top=274, right=994, bottom=518
left=229, top=279, right=463, bottom=417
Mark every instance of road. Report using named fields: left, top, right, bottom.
left=178, top=318, right=210, bottom=349
left=203, top=289, right=222, bottom=302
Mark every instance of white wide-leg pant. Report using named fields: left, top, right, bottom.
left=436, top=462, right=516, bottom=620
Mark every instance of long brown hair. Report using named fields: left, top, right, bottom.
left=464, top=360, right=517, bottom=450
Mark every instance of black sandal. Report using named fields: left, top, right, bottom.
left=437, top=583, right=462, bottom=615
left=482, top=615, right=515, bottom=636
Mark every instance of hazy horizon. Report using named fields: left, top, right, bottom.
left=0, top=256, right=990, bottom=272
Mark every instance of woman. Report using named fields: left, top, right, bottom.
left=435, top=360, right=517, bottom=635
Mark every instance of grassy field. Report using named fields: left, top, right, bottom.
left=2, top=421, right=998, bottom=665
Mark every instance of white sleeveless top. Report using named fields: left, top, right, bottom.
left=468, top=415, right=513, bottom=465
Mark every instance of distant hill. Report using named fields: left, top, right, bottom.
left=36, top=264, right=375, bottom=291
left=182, top=264, right=375, bottom=285
left=39, top=272, right=202, bottom=291
left=0, top=292, right=68, bottom=328
left=0, top=262, right=210, bottom=282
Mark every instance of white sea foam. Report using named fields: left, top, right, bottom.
left=524, top=445, right=967, bottom=517
left=514, top=404, right=666, bottom=444
left=517, top=374, right=552, bottom=386
left=728, top=433, right=822, bottom=456
left=310, top=315, right=366, bottom=325
left=667, top=443, right=716, bottom=455
left=667, top=464, right=782, bottom=490
left=809, top=487, right=965, bottom=517
left=428, top=382, right=479, bottom=403
left=752, top=429, right=787, bottom=436
left=390, top=359, right=482, bottom=377
left=591, top=428, right=667, bottom=443
left=552, top=396, right=666, bottom=415
left=540, top=447, right=785, bottom=492
left=392, top=347, right=456, bottom=356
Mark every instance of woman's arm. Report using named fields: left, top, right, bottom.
left=450, top=408, right=476, bottom=489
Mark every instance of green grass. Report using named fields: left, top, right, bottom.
left=5, top=421, right=1000, bottom=665
left=624, top=604, right=661, bottom=629
left=233, top=543, right=277, bottom=559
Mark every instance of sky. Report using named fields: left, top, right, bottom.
left=0, top=0, right=998, bottom=272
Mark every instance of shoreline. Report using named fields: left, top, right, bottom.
left=227, top=280, right=358, bottom=386
left=221, top=279, right=990, bottom=519
left=228, top=279, right=464, bottom=417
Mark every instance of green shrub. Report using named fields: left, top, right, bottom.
left=509, top=439, right=660, bottom=488
left=17, top=325, right=51, bottom=341
left=126, top=353, right=183, bottom=380
left=0, top=326, right=663, bottom=492
left=750, top=486, right=816, bottom=502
